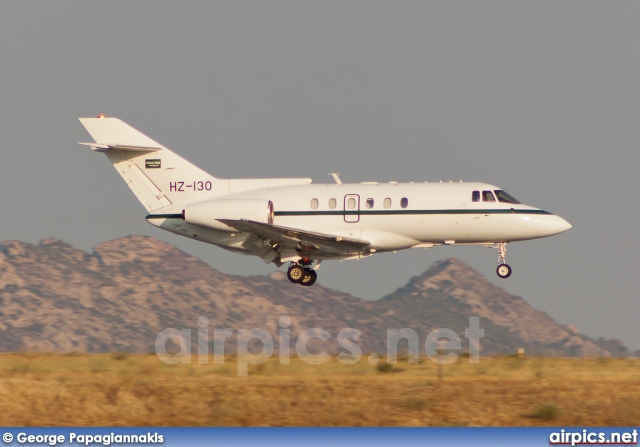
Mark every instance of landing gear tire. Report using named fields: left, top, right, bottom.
left=496, top=264, right=512, bottom=279
left=287, top=264, right=305, bottom=284
left=491, top=242, right=512, bottom=279
left=300, top=269, right=318, bottom=287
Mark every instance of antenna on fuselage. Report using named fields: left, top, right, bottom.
left=329, top=173, right=343, bottom=186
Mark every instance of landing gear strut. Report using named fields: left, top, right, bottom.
left=287, top=260, right=318, bottom=286
left=495, top=242, right=512, bottom=279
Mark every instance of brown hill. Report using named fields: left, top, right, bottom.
left=0, top=235, right=626, bottom=357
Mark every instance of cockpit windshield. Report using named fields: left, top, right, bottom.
left=494, top=190, right=521, bottom=204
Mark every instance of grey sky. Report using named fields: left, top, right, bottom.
left=1, top=2, right=638, bottom=350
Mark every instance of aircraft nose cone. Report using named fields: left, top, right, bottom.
left=539, top=215, right=572, bottom=237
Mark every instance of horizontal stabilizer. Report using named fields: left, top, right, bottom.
left=76, top=142, right=162, bottom=152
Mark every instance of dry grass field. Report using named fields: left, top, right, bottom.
left=0, top=353, right=638, bottom=426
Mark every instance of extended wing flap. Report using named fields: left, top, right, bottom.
left=218, top=219, right=370, bottom=255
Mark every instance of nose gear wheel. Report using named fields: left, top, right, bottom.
left=492, top=242, right=512, bottom=279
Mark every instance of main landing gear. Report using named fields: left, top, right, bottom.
left=287, top=260, right=318, bottom=287
left=494, top=242, right=512, bottom=279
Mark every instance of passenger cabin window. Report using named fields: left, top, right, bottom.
left=347, top=197, right=356, bottom=209
left=482, top=191, right=496, bottom=202
left=310, top=198, right=319, bottom=209
left=383, top=198, right=392, bottom=209
left=366, top=198, right=374, bottom=209
left=472, top=191, right=480, bottom=202
left=328, top=198, right=337, bottom=209
left=400, top=197, right=408, bottom=208
left=494, top=190, right=521, bottom=204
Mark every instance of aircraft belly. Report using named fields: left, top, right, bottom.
left=274, top=212, right=543, bottom=245
left=146, top=212, right=545, bottom=260
left=435, top=214, right=541, bottom=243
left=148, top=217, right=252, bottom=252
left=342, top=213, right=541, bottom=244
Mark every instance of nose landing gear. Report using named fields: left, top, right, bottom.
left=496, top=263, right=512, bottom=279
left=287, top=260, right=319, bottom=286
left=494, top=242, right=512, bottom=279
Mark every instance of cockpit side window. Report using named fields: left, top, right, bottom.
left=494, top=190, right=521, bottom=204
left=482, top=190, right=496, bottom=202
left=472, top=191, right=480, bottom=202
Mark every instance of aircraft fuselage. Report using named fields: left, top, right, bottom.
left=146, top=181, right=570, bottom=259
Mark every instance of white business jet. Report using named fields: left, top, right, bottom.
left=78, top=116, right=571, bottom=287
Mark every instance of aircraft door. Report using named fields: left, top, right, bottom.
left=344, top=194, right=360, bottom=223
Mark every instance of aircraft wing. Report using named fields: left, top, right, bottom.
left=218, top=219, right=371, bottom=255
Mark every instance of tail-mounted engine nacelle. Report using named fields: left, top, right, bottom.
left=183, top=198, right=274, bottom=232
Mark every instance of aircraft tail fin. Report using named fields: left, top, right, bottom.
left=78, top=117, right=219, bottom=212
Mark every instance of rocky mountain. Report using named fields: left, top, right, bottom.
left=0, top=235, right=626, bottom=357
